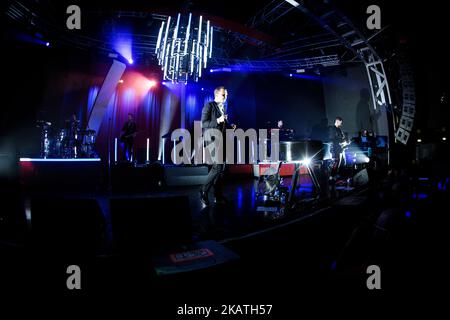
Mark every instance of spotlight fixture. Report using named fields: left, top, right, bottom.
left=301, top=157, right=312, bottom=166
left=148, top=80, right=157, bottom=88
left=155, top=13, right=213, bottom=83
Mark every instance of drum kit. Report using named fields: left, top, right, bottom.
left=37, top=119, right=97, bottom=158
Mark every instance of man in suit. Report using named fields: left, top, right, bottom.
left=200, top=86, right=236, bottom=205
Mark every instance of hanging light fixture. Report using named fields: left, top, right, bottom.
left=155, top=13, right=213, bottom=84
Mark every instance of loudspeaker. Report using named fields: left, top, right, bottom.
left=353, top=168, right=369, bottom=187
left=164, top=165, right=209, bottom=186
left=110, top=195, right=192, bottom=254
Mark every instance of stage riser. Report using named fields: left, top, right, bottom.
left=19, top=161, right=103, bottom=191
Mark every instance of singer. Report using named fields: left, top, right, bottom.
left=199, top=86, right=236, bottom=206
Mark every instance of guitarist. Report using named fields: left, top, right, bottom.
left=199, top=86, right=236, bottom=206
left=329, top=116, right=349, bottom=180
left=120, top=113, right=137, bottom=162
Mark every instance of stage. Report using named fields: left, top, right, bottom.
left=16, top=158, right=357, bottom=243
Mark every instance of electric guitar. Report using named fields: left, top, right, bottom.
left=339, top=140, right=351, bottom=149
left=119, top=131, right=142, bottom=142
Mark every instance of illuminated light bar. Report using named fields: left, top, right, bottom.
left=146, top=138, right=150, bottom=163
left=209, top=26, right=213, bottom=58
left=20, top=158, right=101, bottom=162
left=115, top=138, right=118, bottom=163
left=155, top=21, right=165, bottom=54
left=285, top=0, right=300, bottom=7
left=184, top=13, right=192, bottom=55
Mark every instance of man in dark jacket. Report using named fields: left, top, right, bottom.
left=329, top=116, right=347, bottom=179
left=120, top=113, right=137, bottom=162
left=199, top=86, right=236, bottom=205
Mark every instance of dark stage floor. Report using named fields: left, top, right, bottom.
left=2, top=163, right=450, bottom=307
left=19, top=176, right=326, bottom=245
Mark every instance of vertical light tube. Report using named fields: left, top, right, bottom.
left=173, top=140, right=177, bottom=163
left=206, top=20, right=210, bottom=49
left=251, top=140, right=255, bottom=164
left=161, top=16, right=171, bottom=68
left=164, top=43, right=170, bottom=79
left=114, top=138, right=118, bottom=163
left=204, top=20, right=210, bottom=68
left=155, top=21, right=165, bottom=54
left=146, top=138, right=150, bottom=163
left=198, top=45, right=202, bottom=78
left=196, top=15, right=202, bottom=57
left=238, top=140, right=242, bottom=163
left=171, top=13, right=180, bottom=56
left=162, top=138, right=165, bottom=165
left=209, top=26, right=213, bottom=58
left=184, top=13, right=192, bottom=55
left=175, top=46, right=180, bottom=81
left=190, top=40, right=195, bottom=74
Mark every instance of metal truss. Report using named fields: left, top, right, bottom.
left=281, top=0, right=394, bottom=143
left=209, top=54, right=339, bottom=71
left=394, top=50, right=416, bottom=145
left=247, top=0, right=299, bottom=28
left=223, top=0, right=300, bottom=57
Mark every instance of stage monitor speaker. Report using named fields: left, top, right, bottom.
left=110, top=196, right=192, bottom=254
left=353, top=168, right=369, bottom=187
left=164, top=165, right=209, bottom=186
